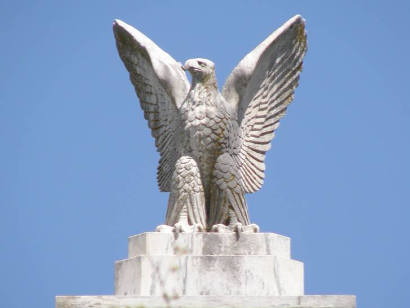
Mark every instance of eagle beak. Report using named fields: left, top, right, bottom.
left=183, top=59, right=194, bottom=71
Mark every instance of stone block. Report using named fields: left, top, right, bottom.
left=116, top=233, right=302, bottom=297
left=56, top=295, right=356, bottom=308
left=115, top=255, right=303, bottom=296
left=128, top=232, right=291, bottom=258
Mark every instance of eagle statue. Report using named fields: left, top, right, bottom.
left=113, top=15, right=307, bottom=233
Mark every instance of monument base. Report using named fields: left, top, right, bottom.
left=56, top=295, right=356, bottom=308
left=56, top=233, right=356, bottom=308
left=115, top=233, right=302, bottom=296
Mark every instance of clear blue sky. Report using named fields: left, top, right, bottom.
left=1, top=1, right=409, bottom=307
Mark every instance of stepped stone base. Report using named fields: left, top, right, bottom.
left=56, top=232, right=356, bottom=308
left=115, top=232, right=302, bottom=297
left=56, top=295, right=356, bottom=308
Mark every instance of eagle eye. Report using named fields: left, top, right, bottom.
left=197, top=61, right=206, bottom=67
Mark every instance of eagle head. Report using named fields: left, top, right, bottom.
left=183, top=58, right=216, bottom=85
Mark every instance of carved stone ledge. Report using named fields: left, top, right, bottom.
left=128, top=232, right=291, bottom=257
left=56, top=295, right=356, bottom=308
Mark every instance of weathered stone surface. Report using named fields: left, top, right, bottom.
left=128, top=232, right=290, bottom=258
left=115, top=255, right=303, bottom=296
left=56, top=232, right=356, bottom=307
left=116, top=232, right=302, bottom=297
left=56, top=295, right=356, bottom=308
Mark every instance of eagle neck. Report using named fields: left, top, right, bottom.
left=191, top=72, right=218, bottom=90
left=188, top=80, right=218, bottom=108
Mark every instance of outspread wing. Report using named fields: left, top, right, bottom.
left=223, top=15, right=307, bottom=193
left=113, top=20, right=190, bottom=191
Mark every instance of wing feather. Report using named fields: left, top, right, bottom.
left=113, top=20, right=189, bottom=192
left=223, top=15, right=307, bottom=193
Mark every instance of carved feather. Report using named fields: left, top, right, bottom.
left=113, top=20, right=190, bottom=192
left=209, top=153, right=250, bottom=227
left=223, top=15, right=307, bottom=193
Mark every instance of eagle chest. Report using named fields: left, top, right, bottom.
left=181, top=97, right=227, bottom=161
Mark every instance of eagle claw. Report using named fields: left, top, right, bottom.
left=156, top=223, right=204, bottom=233
left=210, top=223, right=259, bottom=233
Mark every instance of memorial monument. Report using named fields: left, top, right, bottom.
left=56, top=15, right=356, bottom=308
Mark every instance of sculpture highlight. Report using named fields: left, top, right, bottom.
left=113, top=15, right=307, bottom=233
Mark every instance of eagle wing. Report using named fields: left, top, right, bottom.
left=113, top=20, right=190, bottom=191
left=222, top=15, right=307, bottom=193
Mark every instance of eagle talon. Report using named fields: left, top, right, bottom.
left=243, top=223, right=260, bottom=233
left=192, top=223, right=205, bottom=232
left=211, top=224, right=233, bottom=233
left=232, top=222, right=244, bottom=233
left=174, top=222, right=189, bottom=233
left=155, top=224, right=175, bottom=233
left=170, top=222, right=205, bottom=233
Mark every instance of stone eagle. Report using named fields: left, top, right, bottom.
left=113, top=15, right=307, bottom=233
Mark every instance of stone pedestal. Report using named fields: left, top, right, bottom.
left=115, top=232, right=303, bottom=297
left=56, top=232, right=356, bottom=308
